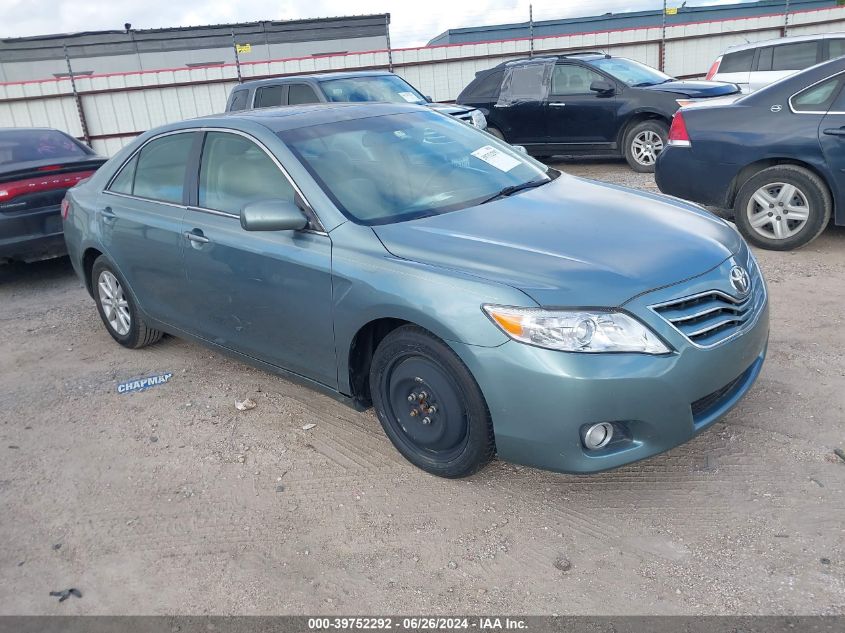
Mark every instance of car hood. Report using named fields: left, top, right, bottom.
left=427, top=103, right=476, bottom=116
left=373, top=175, right=742, bottom=307
left=641, top=80, right=739, bottom=98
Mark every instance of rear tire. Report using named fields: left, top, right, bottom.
left=369, top=325, right=494, bottom=478
left=733, top=165, right=831, bottom=251
left=486, top=126, right=505, bottom=141
left=624, top=120, right=668, bottom=173
left=92, top=256, right=163, bottom=349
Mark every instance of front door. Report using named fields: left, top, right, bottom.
left=181, top=130, right=337, bottom=388
left=545, top=64, right=619, bottom=148
left=100, top=131, right=199, bottom=329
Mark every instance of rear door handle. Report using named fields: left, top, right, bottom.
left=823, top=127, right=845, bottom=137
left=100, top=207, right=117, bottom=223
left=183, top=229, right=210, bottom=244
left=549, top=102, right=566, bottom=107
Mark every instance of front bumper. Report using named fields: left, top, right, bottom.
left=450, top=251, right=769, bottom=474
left=0, top=204, right=66, bottom=262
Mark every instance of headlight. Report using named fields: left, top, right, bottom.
left=470, top=109, right=487, bottom=129
left=483, top=305, right=671, bottom=354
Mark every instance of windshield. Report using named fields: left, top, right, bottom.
left=318, top=75, right=428, bottom=105
left=279, top=110, right=550, bottom=225
left=587, top=57, right=673, bottom=87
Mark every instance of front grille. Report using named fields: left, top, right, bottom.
left=690, top=370, right=748, bottom=419
left=650, top=281, right=765, bottom=348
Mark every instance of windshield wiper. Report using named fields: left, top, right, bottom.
left=479, top=177, right=551, bottom=205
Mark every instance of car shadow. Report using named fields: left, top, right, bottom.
left=0, top=256, right=76, bottom=287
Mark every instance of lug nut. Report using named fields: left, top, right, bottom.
left=427, top=406, right=437, bottom=414
left=417, top=391, right=427, bottom=402
left=407, top=394, right=416, bottom=402
left=422, top=417, right=431, bottom=425
left=410, top=409, right=418, bottom=417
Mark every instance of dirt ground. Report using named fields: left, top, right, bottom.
left=1, top=159, right=844, bottom=615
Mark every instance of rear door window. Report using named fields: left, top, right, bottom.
left=130, top=132, right=196, bottom=204
left=255, top=85, right=285, bottom=108
left=771, top=41, right=820, bottom=71
left=287, top=84, right=320, bottom=105
left=720, top=49, right=754, bottom=73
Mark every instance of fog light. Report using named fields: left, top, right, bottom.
left=584, top=422, right=614, bottom=450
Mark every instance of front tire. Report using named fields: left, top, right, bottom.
left=486, top=126, right=506, bottom=141
left=624, top=120, right=668, bottom=173
left=92, top=256, right=163, bottom=349
left=369, top=325, right=494, bottom=478
left=733, top=165, right=831, bottom=251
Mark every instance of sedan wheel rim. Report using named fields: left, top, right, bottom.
left=745, top=182, right=810, bottom=241
left=97, top=270, right=131, bottom=336
left=383, top=356, right=468, bottom=460
left=631, top=130, right=664, bottom=165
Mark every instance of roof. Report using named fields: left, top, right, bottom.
left=233, top=70, right=394, bottom=90
left=427, top=0, right=838, bottom=45
left=725, top=30, right=845, bottom=53
left=201, top=102, right=430, bottom=132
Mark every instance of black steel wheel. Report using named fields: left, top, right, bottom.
left=370, top=325, right=494, bottom=478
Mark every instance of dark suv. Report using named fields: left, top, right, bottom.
left=457, top=53, right=739, bottom=172
left=226, top=71, right=487, bottom=130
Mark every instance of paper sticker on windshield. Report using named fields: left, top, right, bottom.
left=398, top=91, right=420, bottom=102
left=471, top=145, right=521, bottom=172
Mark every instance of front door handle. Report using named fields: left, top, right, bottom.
left=549, top=102, right=566, bottom=107
left=823, top=127, right=845, bottom=137
left=184, top=230, right=210, bottom=244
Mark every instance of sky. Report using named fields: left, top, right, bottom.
left=1, top=0, right=761, bottom=47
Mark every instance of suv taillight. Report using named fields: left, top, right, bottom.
left=668, top=112, right=691, bottom=147
left=705, top=57, right=721, bottom=81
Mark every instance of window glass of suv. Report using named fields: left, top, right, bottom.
left=551, top=65, right=606, bottom=95
left=828, top=39, right=845, bottom=60
left=255, top=85, right=284, bottom=108
left=229, top=90, right=249, bottom=111
left=791, top=76, right=842, bottom=112
left=459, top=70, right=504, bottom=102
left=131, top=132, right=195, bottom=204
left=287, top=83, right=320, bottom=105
left=198, top=131, right=295, bottom=215
left=719, top=48, right=754, bottom=73
left=771, top=41, right=819, bottom=71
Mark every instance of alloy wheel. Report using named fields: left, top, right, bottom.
left=745, top=182, right=810, bottom=240
left=631, top=130, right=664, bottom=166
left=97, top=270, right=131, bottom=336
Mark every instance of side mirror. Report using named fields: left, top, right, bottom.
left=511, top=144, right=528, bottom=155
left=590, top=80, right=615, bottom=95
left=241, top=199, right=308, bottom=232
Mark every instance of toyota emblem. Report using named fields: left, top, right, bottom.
left=729, top=265, right=751, bottom=295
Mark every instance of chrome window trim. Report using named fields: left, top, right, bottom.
left=788, top=69, right=845, bottom=115
left=103, top=189, right=187, bottom=210
left=102, top=126, right=326, bottom=233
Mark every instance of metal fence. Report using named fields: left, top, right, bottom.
left=2, top=5, right=844, bottom=156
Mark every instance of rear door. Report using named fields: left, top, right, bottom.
left=818, top=79, right=845, bottom=223
left=490, top=63, right=547, bottom=144
left=101, top=131, right=199, bottom=328
left=180, top=130, right=336, bottom=387
left=545, top=63, right=619, bottom=147
left=750, top=40, right=821, bottom=92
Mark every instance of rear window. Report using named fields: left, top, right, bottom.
left=228, top=90, right=249, bottom=111
left=288, top=84, right=320, bottom=105
left=255, top=85, right=284, bottom=108
left=460, top=70, right=504, bottom=102
left=720, top=49, right=754, bottom=74
left=771, top=41, right=819, bottom=71
left=791, top=75, right=842, bottom=112
left=0, top=129, right=89, bottom=167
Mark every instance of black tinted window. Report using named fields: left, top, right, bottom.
left=288, top=84, right=319, bottom=105
left=792, top=76, right=842, bottom=112
left=255, top=85, right=284, bottom=108
left=199, top=132, right=294, bottom=215
left=132, top=133, right=195, bottom=204
left=108, top=154, right=137, bottom=194
left=757, top=46, right=773, bottom=71
left=229, top=90, right=248, bottom=111
left=772, top=41, right=819, bottom=71
left=720, top=49, right=754, bottom=73
left=461, top=70, right=503, bottom=101
left=0, top=129, right=89, bottom=167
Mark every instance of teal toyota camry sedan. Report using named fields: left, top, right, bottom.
left=62, top=103, right=768, bottom=478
